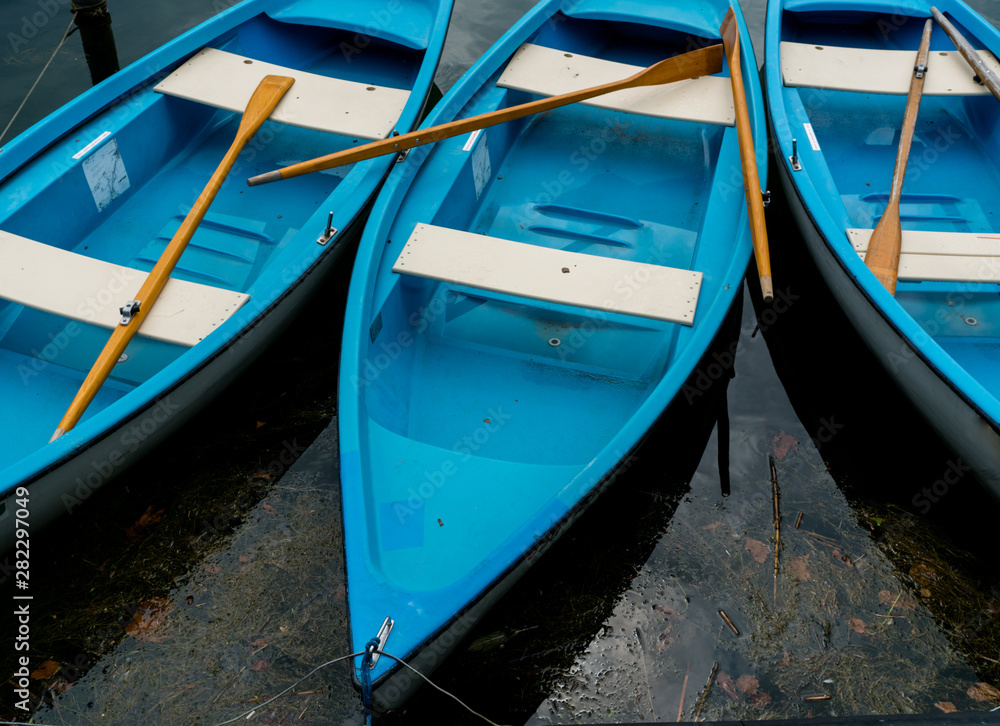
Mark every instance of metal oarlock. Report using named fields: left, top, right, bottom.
left=317, top=211, right=337, bottom=245
left=789, top=138, right=802, bottom=172
left=119, top=300, right=140, bottom=325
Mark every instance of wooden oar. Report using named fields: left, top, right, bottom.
left=931, top=6, right=1000, bottom=102
left=247, top=44, right=724, bottom=186
left=50, top=74, right=295, bottom=442
left=720, top=7, right=773, bottom=303
left=864, top=18, right=933, bottom=295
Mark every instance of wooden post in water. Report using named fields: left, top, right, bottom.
left=71, top=0, right=120, bottom=85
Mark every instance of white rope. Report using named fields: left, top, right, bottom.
left=0, top=647, right=509, bottom=726
left=209, top=651, right=365, bottom=726
left=375, top=650, right=510, bottom=726
left=0, top=13, right=78, bottom=145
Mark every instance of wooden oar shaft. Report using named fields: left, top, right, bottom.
left=720, top=8, right=773, bottom=303
left=247, top=44, right=724, bottom=186
left=51, top=75, right=295, bottom=441
left=931, top=7, right=1000, bottom=103
left=864, top=19, right=933, bottom=295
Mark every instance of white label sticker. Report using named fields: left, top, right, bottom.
left=804, top=122, right=821, bottom=151
left=73, top=131, right=111, bottom=160
left=463, top=128, right=482, bottom=152
left=471, top=131, right=490, bottom=200
left=83, top=137, right=130, bottom=212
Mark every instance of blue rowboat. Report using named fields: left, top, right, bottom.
left=338, top=0, right=766, bottom=705
left=765, top=1, right=1000, bottom=498
left=0, top=0, right=451, bottom=548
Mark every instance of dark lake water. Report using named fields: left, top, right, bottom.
left=4, top=0, right=1000, bottom=724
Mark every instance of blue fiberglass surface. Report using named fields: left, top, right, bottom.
left=339, top=0, right=765, bottom=685
left=765, top=0, right=1000, bottom=427
left=0, top=0, right=451, bottom=495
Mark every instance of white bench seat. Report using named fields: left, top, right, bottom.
left=392, top=224, right=702, bottom=325
left=848, top=228, right=1000, bottom=283
left=0, top=230, right=250, bottom=346
left=781, top=41, right=1000, bottom=95
left=497, top=43, right=735, bottom=126
left=154, top=48, right=410, bottom=140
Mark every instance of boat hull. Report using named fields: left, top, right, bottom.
left=369, top=291, right=743, bottom=709
left=340, top=0, right=766, bottom=701
left=0, top=221, right=356, bottom=549
left=764, top=0, right=1000, bottom=503
left=776, top=159, right=1000, bottom=496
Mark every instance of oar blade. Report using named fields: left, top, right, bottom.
left=864, top=212, right=903, bottom=296
left=635, top=44, right=724, bottom=88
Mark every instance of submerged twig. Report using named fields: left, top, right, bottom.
left=804, top=694, right=832, bottom=702
left=770, top=455, right=781, bottom=604
left=694, top=661, right=719, bottom=720
left=795, top=512, right=803, bottom=529
left=210, top=664, right=248, bottom=706
left=677, top=664, right=690, bottom=722
left=718, top=609, right=740, bottom=636
left=635, top=628, right=657, bottom=720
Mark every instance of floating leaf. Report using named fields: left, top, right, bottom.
left=251, top=659, right=270, bottom=673
left=850, top=618, right=868, bottom=636
left=771, top=431, right=799, bottom=461
left=968, top=682, right=1000, bottom=702
left=48, top=679, right=74, bottom=694
left=790, top=555, right=811, bottom=582
left=653, top=603, right=677, bottom=617
left=468, top=631, right=509, bottom=652
left=935, top=702, right=958, bottom=713
left=262, top=502, right=277, bottom=515
left=745, top=537, right=769, bottom=564
left=832, top=548, right=853, bottom=567
left=31, top=660, right=60, bottom=680
left=736, top=675, right=759, bottom=694
left=238, top=554, right=252, bottom=563
left=750, top=690, right=773, bottom=707
left=910, top=563, right=938, bottom=586
left=125, top=505, right=165, bottom=542
left=125, top=597, right=174, bottom=643
left=701, top=521, right=723, bottom=531
left=716, top=671, right=739, bottom=701
left=249, top=637, right=269, bottom=648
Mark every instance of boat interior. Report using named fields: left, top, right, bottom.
left=353, top=12, right=751, bottom=591
left=0, top=5, right=430, bottom=459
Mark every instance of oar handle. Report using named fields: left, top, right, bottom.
left=931, top=7, right=1000, bottom=103
left=247, top=44, right=724, bottom=186
left=51, top=75, right=295, bottom=441
left=721, top=8, right=773, bottom=303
